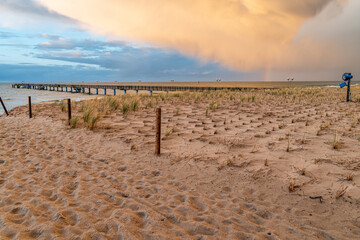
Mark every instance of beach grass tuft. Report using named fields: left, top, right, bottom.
left=336, top=186, right=348, bottom=199
left=69, top=117, right=80, bottom=128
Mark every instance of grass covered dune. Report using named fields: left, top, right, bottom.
left=1, top=86, right=360, bottom=239
left=12, top=86, right=360, bottom=130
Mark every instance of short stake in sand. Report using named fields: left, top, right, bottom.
left=155, top=108, right=161, bottom=155
left=0, top=97, right=9, bottom=116
left=67, top=99, right=72, bottom=125
left=28, top=96, right=32, bottom=118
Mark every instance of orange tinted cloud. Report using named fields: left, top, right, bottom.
left=38, top=0, right=347, bottom=71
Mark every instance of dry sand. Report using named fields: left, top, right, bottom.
left=1, top=87, right=360, bottom=239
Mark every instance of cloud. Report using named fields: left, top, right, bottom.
left=28, top=38, right=246, bottom=81
left=0, top=63, right=116, bottom=82
left=1, top=26, right=246, bottom=81
left=36, top=34, right=129, bottom=52
left=0, top=0, right=76, bottom=24
left=35, top=44, right=219, bottom=73
left=37, top=0, right=351, bottom=74
left=0, top=59, right=247, bottom=82
left=38, top=51, right=87, bottom=58
left=0, top=43, right=28, bottom=48
left=0, top=30, right=18, bottom=38
left=40, top=33, right=61, bottom=40
left=38, top=38, right=75, bottom=50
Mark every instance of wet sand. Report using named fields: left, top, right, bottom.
left=1, top=87, right=360, bottom=239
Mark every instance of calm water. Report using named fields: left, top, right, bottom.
left=0, top=83, right=96, bottom=115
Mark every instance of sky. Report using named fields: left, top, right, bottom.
left=0, top=0, right=359, bottom=82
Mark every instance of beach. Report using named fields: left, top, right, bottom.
left=1, top=86, right=360, bottom=239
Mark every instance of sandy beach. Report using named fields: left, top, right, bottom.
left=1, top=87, right=360, bottom=239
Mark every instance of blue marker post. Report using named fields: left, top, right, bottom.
left=339, top=73, right=353, bottom=102
left=114, top=89, right=116, bottom=95
left=104, top=89, right=107, bottom=95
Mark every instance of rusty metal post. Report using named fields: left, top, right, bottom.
left=155, top=108, right=161, bottom=155
left=67, top=99, right=71, bottom=124
left=0, top=97, right=9, bottom=116
left=28, top=96, right=32, bottom=118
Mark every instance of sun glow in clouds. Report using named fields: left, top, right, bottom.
left=37, top=0, right=351, bottom=74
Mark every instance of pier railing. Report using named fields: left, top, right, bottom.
left=12, top=83, right=270, bottom=95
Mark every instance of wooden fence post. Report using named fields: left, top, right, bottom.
left=0, top=97, right=9, bottom=116
left=68, top=99, right=71, bottom=124
left=155, top=108, right=161, bottom=155
left=28, top=96, right=32, bottom=118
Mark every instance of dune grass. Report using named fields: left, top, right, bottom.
left=60, top=86, right=357, bottom=131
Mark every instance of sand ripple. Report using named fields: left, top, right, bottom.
left=1, top=94, right=360, bottom=239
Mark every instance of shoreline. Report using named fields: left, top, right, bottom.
left=0, top=82, right=101, bottom=116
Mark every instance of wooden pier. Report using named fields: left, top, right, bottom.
left=12, top=82, right=273, bottom=95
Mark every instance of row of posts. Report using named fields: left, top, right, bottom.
left=19, top=85, right=155, bottom=96
left=0, top=97, right=162, bottom=155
